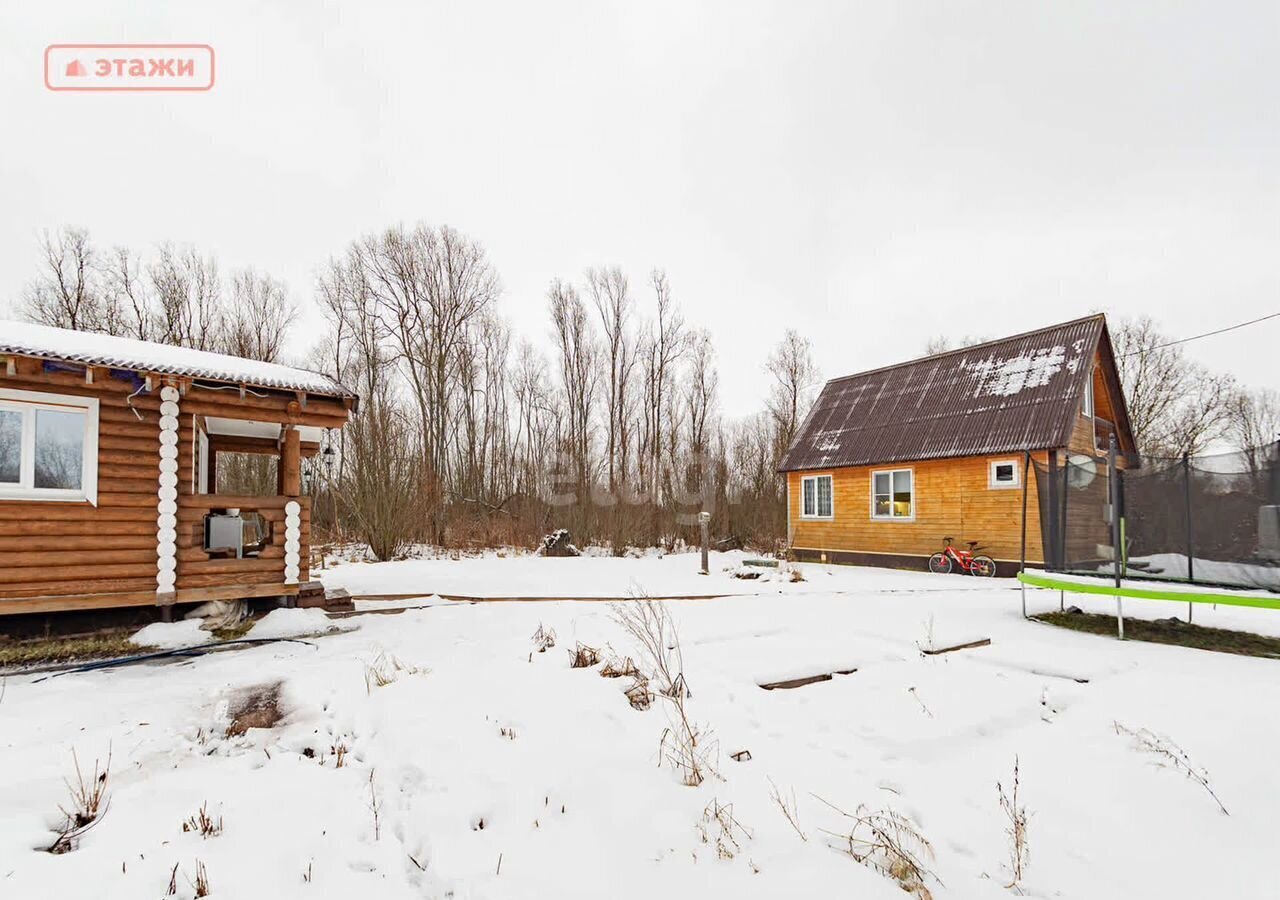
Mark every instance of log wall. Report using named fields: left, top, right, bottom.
left=0, top=359, right=338, bottom=615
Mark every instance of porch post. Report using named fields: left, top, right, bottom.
left=282, top=428, right=302, bottom=587
left=156, top=383, right=180, bottom=606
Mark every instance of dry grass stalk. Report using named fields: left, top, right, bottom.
left=364, top=649, right=426, bottom=692
left=625, top=675, right=654, bottom=710
left=531, top=624, right=557, bottom=653
left=658, top=692, right=718, bottom=787
left=997, top=757, right=1029, bottom=889
left=1114, top=721, right=1229, bottom=815
left=698, top=799, right=752, bottom=860
left=182, top=802, right=223, bottom=838
left=908, top=686, right=934, bottom=718
left=567, top=642, right=601, bottom=668
left=599, top=652, right=641, bottom=679
left=166, top=862, right=179, bottom=895
left=48, top=748, right=112, bottom=854
left=499, top=725, right=518, bottom=740
left=768, top=778, right=807, bottom=842
left=332, top=741, right=348, bottom=768
left=917, top=614, right=937, bottom=654
left=611, top=598, right=688, bottom=698
left=815, top=797, right=940, bottom=899
left=367, top=770, right=383, bottom=840
left=192, top=860, right=211, bottom=898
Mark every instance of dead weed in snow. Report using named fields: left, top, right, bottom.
left=698, top=798, right=753, bottom=861
left=47, top=747, right=112, bottom=854
left=364, top=649, right=427, bottom=692
left=1114, top=721, right=1229, bottom=815
left=815, top=797, right=940, bottom=899
left=531, top=624, right=557, bottom=653
left=567, top=642, right=601, bottom=668
left=182, top=802, right=223, bottom=838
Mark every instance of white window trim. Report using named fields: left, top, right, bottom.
left=870, top=467, right=915, bottom=521
left=989, top=458, right=1020, bottom=489
left=1081, top=369, right=1096, bottom=418
left=0, top=387, right=99, bottom=505
left=799, top=473, right=834, bottom=520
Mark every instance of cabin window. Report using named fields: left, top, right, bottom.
left=1081, top=369, right=1095, bottom=418
left=800, top=474, right=833, bottom=519
left=0, top=388, right=99, bottom=504
left=989, top=459, right=1020, bottom=489
left=871, top=468, right=913, bottom=519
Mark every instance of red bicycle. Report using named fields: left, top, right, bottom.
left=928, top=536, right=996, bottom=577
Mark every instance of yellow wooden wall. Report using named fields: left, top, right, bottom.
left=788, top=452, right=1047, bottom=564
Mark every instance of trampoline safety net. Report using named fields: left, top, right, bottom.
left=1035, top=441, right=1280, bottom=593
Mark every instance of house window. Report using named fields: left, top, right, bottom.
left=872, top=468, right=913, bottom=519
left=989, top=459, right=1020, bottom=489
left=1081, top=369, right=1095, bottom=418
left=0, top=388, right=99, bottom=504
left=800, top=474, right=833, bottom=519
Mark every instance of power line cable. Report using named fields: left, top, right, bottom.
left=1119, top=311, right=1279, bottom=357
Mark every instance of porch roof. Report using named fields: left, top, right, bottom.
left=0, top=320, right=355, bottom=400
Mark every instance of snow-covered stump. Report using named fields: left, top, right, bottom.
left=284, top=499, right=302, bottom=590
left=156, top=384, right=181, bottom=610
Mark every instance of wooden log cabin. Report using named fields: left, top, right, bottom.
left=0, top=321, right=357, bottom=620
left=780, top=314, right=1137, bottom=576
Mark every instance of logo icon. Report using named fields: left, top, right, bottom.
left=45, top=44, right=215, bottom=92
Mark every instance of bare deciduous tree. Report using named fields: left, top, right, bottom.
left=1113, top=315, right=1235, bottom=456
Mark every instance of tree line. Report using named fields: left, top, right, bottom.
left=17, top=224, right=1277, bottom=559
left=19, top=225, right=817, bottom=557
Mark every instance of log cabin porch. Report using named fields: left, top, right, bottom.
left=0, top=321, right=356, bottom=621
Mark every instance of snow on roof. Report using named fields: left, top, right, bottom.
left=779, top=315, right=1107, bottom=472
left=0, top=320, right=354, bottom=399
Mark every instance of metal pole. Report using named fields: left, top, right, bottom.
left=698, top=510, right=710, bottom=575
left=1046, top=450, right=1060, bottom=570
left=1019, top=451, right=1030, bottom=618
left=1183, top=452, right=1194, bottom=623
left=1109, top=434, right=1124, bottom=640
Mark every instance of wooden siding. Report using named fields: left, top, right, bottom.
left=0, top=358, right=339, bottom=615
left=788, top=452, right=1046, bottom=564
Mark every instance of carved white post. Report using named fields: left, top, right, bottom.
left=156, top=384, right=180, bottom=602
left=284, top=499, right=301, bottom=585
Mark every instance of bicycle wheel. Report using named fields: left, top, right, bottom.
left=970, top=556, right=997, bottom=577
left=928, top=553, right=952, bottom=575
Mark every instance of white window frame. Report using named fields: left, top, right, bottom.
left=1081, top=369, right=1095, bottom=418
left=0, top=388, right=99, bottom=505
left=988, top=458, right=1020, bottom=490
left=870, top=467, right=914, bottom=521
left=799, top=473, right=834, bottom=520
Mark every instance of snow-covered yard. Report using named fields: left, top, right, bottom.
left=3, top=553, right=1278, bottom=898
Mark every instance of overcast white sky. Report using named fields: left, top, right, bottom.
left=1, top=1, right=1276, bottom=415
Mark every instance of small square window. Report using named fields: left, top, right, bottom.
left=989, top=459, right=1020, bottom=489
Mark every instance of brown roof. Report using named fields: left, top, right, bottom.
left=779, top=315, right=1113, bottom=472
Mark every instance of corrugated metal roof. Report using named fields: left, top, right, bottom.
left=779, top=315, right=1104, bottom=472
left=0, top=320, right=355, bottom=399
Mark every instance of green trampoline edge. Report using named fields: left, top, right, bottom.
left=1017, top=571, right=1280, bottom=611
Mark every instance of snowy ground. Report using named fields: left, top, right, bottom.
left=2, top=553, right=1278, bottom=898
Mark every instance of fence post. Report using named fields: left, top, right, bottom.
left=1047, top=450, right=1060, bottom=570
left=1109, top=434, right=1124, bottom=640
left=1182, top=453, right=1194, bottom=623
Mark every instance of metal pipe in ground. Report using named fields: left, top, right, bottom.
left=1109, top=434, right=1124, bottom=640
